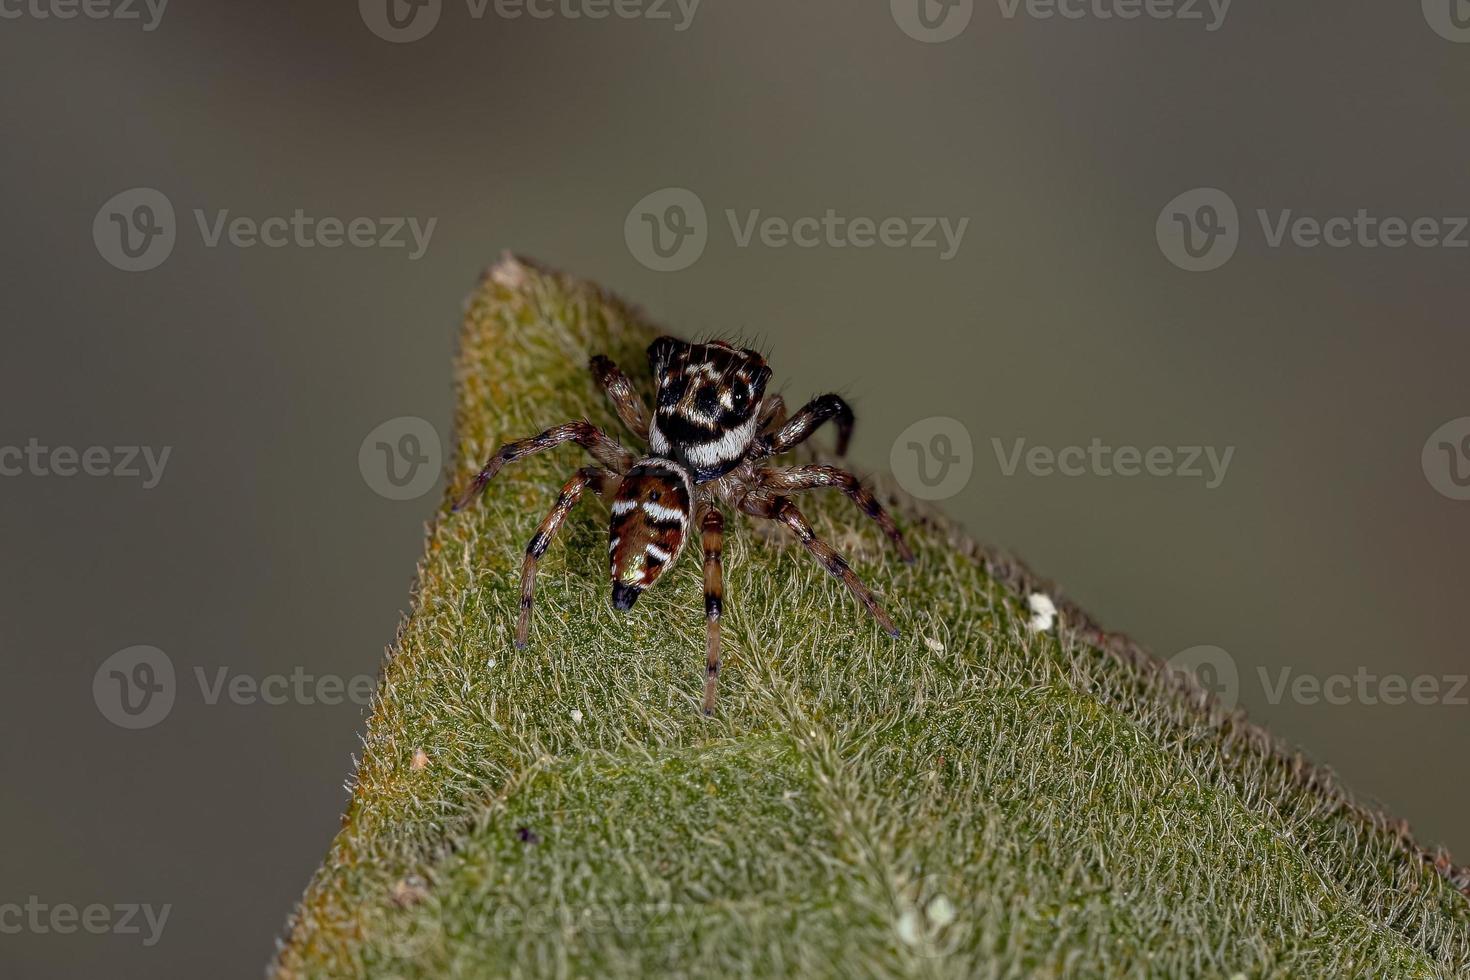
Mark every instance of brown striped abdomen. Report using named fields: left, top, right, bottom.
left=608, top=457, right=693, bottom=609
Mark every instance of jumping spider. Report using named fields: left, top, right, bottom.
left=453, top=337, right=914, bottom=714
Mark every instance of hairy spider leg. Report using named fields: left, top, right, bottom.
left=454, top=421, right=631, bottom=511
left=589, top=355, right=651, bottom=442
left=755, top=464, right=914, bottom=563
left=514, top=467, right=621, bottom=647
left=698, top=503, right=725, bottom=715
left=742, top=495, right=899, bottom=637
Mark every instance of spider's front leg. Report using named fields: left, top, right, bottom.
left=698, top=502, right=725, bottom=715
left=754, top=393, right=854, bottom=459
left=742, top=494, right=899, bottom=637
left=589, top=355, right=651, bottom=442
left=513, top=467, right=620, bottom=647
left=453, top=420, right=631, bottom=511
left=755, top=464, right=915, bottom=563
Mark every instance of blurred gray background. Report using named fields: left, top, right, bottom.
left=2, top=1, right=1468, bottom=975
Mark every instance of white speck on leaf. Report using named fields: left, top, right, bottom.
left=896, top=909, right=922, bottom=946
left=1027, top=592, right=1057, bottom=633
left=926, top=895, right=956, bottom=927
left=924, top=636, right=944, bottom=653
left=570, top=709, right=583, bottom=723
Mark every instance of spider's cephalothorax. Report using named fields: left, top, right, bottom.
left=647, top=338, right=772, bottom=482
left=454, top=335, right=915, bottom=715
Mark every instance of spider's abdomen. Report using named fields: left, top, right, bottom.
left=608, top=457, right=693, bottom=609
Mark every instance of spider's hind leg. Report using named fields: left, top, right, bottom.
left=742, top=495, right=899, bottom=637
left=755, top=464, right=914, bottom=563
left=698, top=503, right=725, bottom=715
left=514, top=467, right=619, bottom=647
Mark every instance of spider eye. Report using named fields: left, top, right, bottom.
left=695, top=386, right=719, bottom=416
left=658, top=377, right=687, bottom=408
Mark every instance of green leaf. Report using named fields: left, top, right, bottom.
left=273, top=256, right=1470, bottom=979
